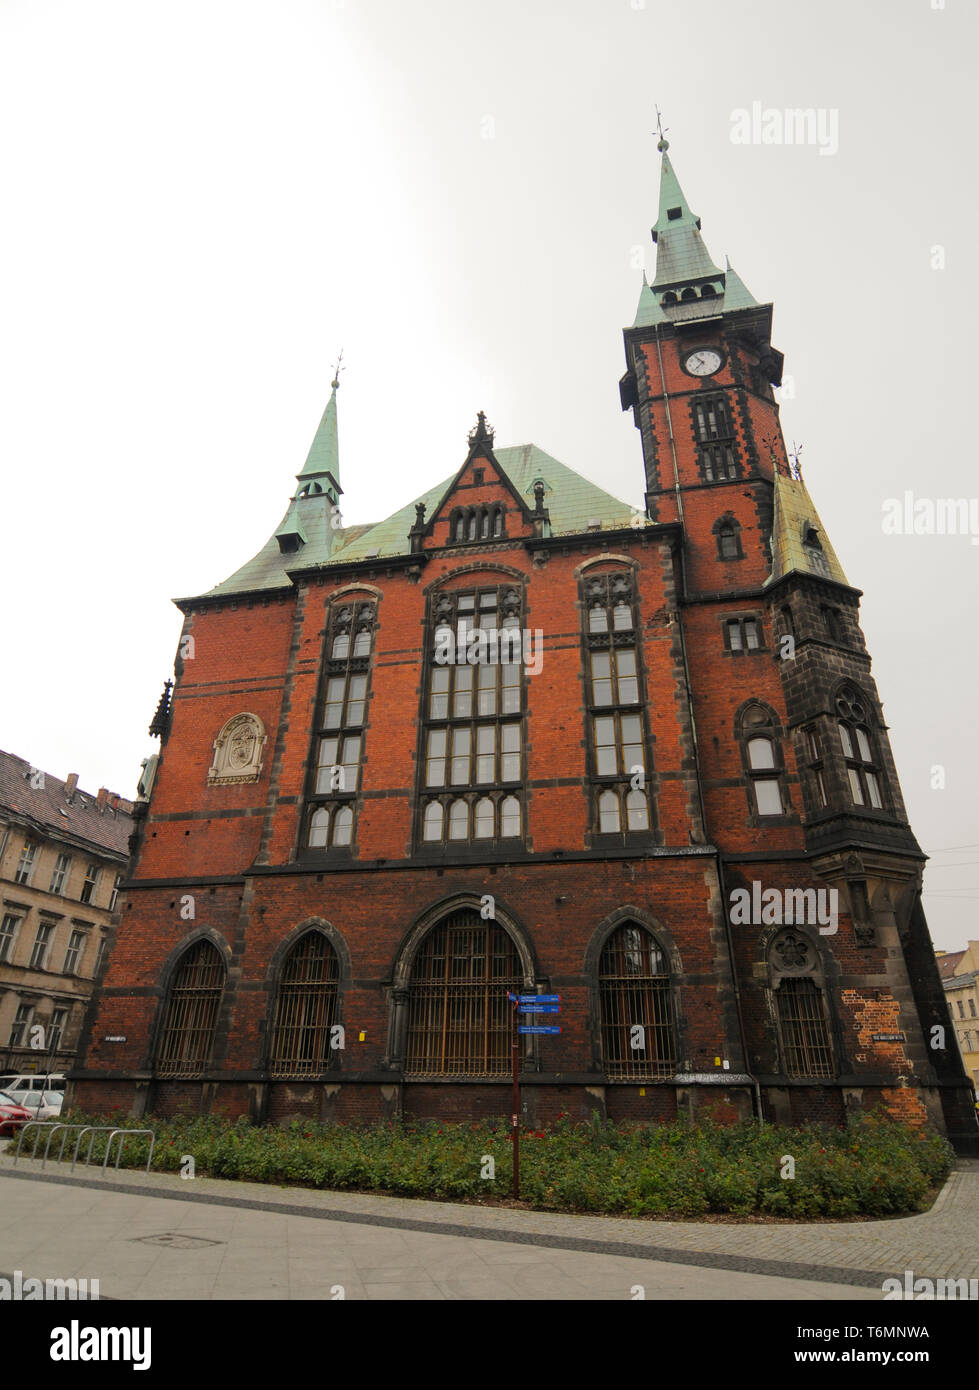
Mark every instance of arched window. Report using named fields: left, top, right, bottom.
left=598, top=789, right=620, bottom=832
left=700, top=283, right=716, bottom=298
left=474, top=796, right=495, bottom=839
left=680, top=287, right=698, bottom=302
left=662, top=291, right=678, bottom=306
left=768, top=930, right=833, bottom=1078
left=454, top=514, right=465, bottom=542
left=480, top=508, right=490, bottom=538
left=308, top=807, right=330, bottom=848
left=405, top=911, right=522, bottom=1076
left=716, top=519, right=742, bottom=560
left=500, top=795, right=520, bottom=837
left=740, top=705, right=786, bottom=817
left=268, top=932, right=340, bottom=1078
left=332, top=806, right=353, bottom=846
left=156, top=940, right=224, bottom=1077
left=448, top=798, right=468, bottom=840
left=468, top=512, right=478, bottom=541
left=423, top=800, right=443, bottom=841
left=493, top=508, right=504, bottom=537
left=836, top=688, right=884, bottom=808
left=599, top=923, right=676, bottom=1079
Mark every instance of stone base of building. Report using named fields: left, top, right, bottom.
left=67, top=1074, right=979, bottom=1153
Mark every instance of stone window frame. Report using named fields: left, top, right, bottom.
left=833, top=682, right=887, bottom=812
left=722, top=614, right=764, bottom=654
left=579, top=563, right=655, bottom=846
left=415, top=580, right=528, bottom=857
left=736, top=700, right=793, bottom=824
left=767, top=927, right=835, bottom=1079
left=448, top=503, right=507, bottom=545
left=302, top=593, right=379, bottom=860
left=265, top=927, right=343, bottom=1080
left=712, top=513, right=744, bottom=561
left=691, top=392, right=740, bottom=483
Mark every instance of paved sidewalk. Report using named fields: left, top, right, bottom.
left=0, top=1150, right=974, bottom=1301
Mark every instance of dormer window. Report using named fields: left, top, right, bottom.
left=448, top=505, right=507, bottom=545
left=667, top=206, right=682, bottom=220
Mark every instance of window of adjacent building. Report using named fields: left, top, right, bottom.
left=599, top=923, right=676, bottom=1079
left=725, top=617, right=761, bottom=652
left=835, top=688, right=884, bottom=809
left=404, top=911, right=521, bottom=1077
left=29, top=922, right=54, bottom=969
left=0, top=913, right=21, bottom=963
left=268, top=932, right=340, bottom=1078
left=8, top=1002, right=33, bottom=1048
left=419, top=586, right=526, bottom=847
left=740, top=704, right=786, bottom=817
left=49, top=854, right=72, bottom=895
left=155, top=940, right=225, bottom=1078
left=63, top=928, right=87, bottom=976
left=94, top=935, right=109, bottom=977
left=305, top=599, right=376, bottom=850
left=14, top=841, right=37, bottom=886
left=80, top=863, right=100, bottom=905
left=970, top=999, right=977, bottom=1018
left=108, top=874, right=122, bottom=912
left=48, top=1007, right=68, bottom=1054
left=582, top=570, right=652, bottom=838
left=692, top=395, right=739, bottom=482
left=958, top=1000, right=966, bottom=1019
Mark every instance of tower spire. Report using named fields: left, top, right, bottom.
left=650, top=135, right=723, bottom=291
left=297, top=354, right=343, bottom=501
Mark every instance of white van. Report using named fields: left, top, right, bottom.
left=0, top=1073, right=66, bottom=1098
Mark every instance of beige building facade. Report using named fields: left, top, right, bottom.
left=937, top=943, right=979, bottom=1091
left=0, top=750, right=133, bottom=1075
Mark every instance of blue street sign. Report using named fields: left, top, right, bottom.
left=518, top=1003, right=560, bottom=1013
left=517, top=994, right=560, bottom=1005
left=518, top=1025, right=561, bottom=1035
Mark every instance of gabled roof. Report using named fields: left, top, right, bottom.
left=197, top=444, right=639, bottom=600
left=765, top=470, right=849, bottom=589
left=0, top=750, right=134, bottom=858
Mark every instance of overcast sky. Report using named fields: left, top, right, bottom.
left=1, top=0, right=976, bottom=950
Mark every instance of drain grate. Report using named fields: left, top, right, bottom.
left=132, top=1232, right=225, bottom=1249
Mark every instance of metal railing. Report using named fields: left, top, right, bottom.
left=12, top=1121, right=156, bottom=1175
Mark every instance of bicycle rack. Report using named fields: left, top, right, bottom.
left=13, top=1121, right=155, bottom=1176
left=102, top=1129, right=156, bottom=1176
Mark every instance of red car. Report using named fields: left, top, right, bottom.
left=0, top=1090, right=32, bottom=1137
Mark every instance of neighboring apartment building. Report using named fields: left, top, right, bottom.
left=0, top=751, right=133, bottom=1074
left=937, top=944, right=979, bottom=1090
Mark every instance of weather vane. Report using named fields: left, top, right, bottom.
left=788, top=440, right=804, bottom=480
left=331, top=348, right=345, bottom=391
left=655, top=106, right=669, bottom=153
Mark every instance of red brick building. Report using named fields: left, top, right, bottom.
left=74, top=139, right=978, bottom=1150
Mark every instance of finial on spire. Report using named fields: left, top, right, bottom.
left=330, top=348, right=345, bottom=392
left=654, top=105, right=669, bottom=153
left=788, top=441, right=804, bottom=481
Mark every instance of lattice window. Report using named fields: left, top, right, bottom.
left=305, top=598, right=376, bottom=850
left=404, top=912, right=522, bottom=1076
left=268, top=933, right=340, bottom=1078
left=419, top=586, right=525, bottom=847
left=599, top=924, right=676, bottom=1079
left=775, top=976, right=834, bottom=1078
left=582, top=570, right=652, bottom=838
left=155, top=940, right=225, bottom=1078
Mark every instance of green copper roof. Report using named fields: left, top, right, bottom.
left=766, top=470, right=849, bottom=588
left=299, top=380, right=340, bottom=487
left=632, top=273, right=669, bottom=328
left=721, top=260, right=759, bottom=311
left=197, top=443, right=639, bottom=600
left=651, top=151, right=723, bottom=291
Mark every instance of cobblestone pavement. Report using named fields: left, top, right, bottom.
left=0, top=1151, right=974, bottom=1300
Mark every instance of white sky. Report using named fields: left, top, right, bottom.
left=1, top=0, right=976, bottom=950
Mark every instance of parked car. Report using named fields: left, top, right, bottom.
left=0, top=1073, right=66, bottom=1099
left=16, top=1090, right=64, bottom=1121
left=0, top=1091, right=32, bottom=1137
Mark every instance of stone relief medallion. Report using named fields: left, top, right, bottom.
left=207, top=713, right=267, bottom=785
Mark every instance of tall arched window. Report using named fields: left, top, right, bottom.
left=156, top=940, right=224, bottom=1077
left=836, top=687, right=884, bottom=808
left=768, top=930, right=833, bottom=1078
left=268, top=932, right=340, bottom=1077
left=599, top=923, right=676, bottom=1079
left=740, top=704, right=786, bottom=817
left=405, top=910, right=522, bottom=1076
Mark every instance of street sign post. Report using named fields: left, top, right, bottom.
left=506, top=990, right=562, bottom=1198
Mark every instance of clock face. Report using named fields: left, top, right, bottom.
left=684, top=349, right=722, bottom=377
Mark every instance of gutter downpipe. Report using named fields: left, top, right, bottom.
left=651, top=321, right=763, bottom=1125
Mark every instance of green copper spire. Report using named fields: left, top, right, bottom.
left=722, top=257, right=760, bottom=310
left=298, top=369, right=342, bottom=500
left=650, top=141, right=724, bottom=291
